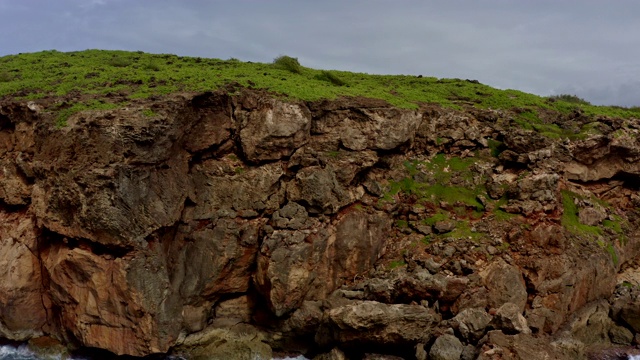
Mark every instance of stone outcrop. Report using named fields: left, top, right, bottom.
left=0, top=89, right=639, bottom=359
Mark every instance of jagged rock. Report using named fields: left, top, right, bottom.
left=271, top=202, right=311, bottom=230
left=255, top=210, right=389, bottom=316
left=489, top=302, right=531, bottom=335
left=480, top=259, right=527, bottom=312
left=0, top=213, right=46, bottom=341
left=1, top=88, right=640, bottom=358
left=43, top=245, right=179, bottom=356
left=451, top=307, right=492, bottom=342
left=429, top=334, right=463, bottom=360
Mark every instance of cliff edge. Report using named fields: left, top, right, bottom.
left=1, top=51, right=640, bottom=360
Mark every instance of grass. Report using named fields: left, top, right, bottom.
left=389, top=260, right=407, bottom=269
left=445, top=221, right=485, bottom=241
left=423, top=212, right=449, bottom=226
left=0, top=50, right=638, bottom=120
left=387, top=154, right=486, bottom=210
left=560, top=190, right=603, bottom=237
left=55, top=100, right=121, bottom=127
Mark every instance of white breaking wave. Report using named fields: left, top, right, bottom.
left=0, top=344, right=87, bottom=360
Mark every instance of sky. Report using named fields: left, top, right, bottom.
left=1, top=0, right=639, bottom=106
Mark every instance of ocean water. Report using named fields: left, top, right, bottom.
left=0, top=344, right=308, bottom=360
left=0, top=344, right=80, bottom=360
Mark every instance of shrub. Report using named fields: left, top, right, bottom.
left=107, top=57, right=132, bottom=67
left=548, top=94, right=591, bottom=105
left=0, top=71, right=12, bottom=82
left=315, top=70, right=347, bottom=86
left=143, top=61, right=161, bottom=71
left=273, top=55, right=302, bottom=74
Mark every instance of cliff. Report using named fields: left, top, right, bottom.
left=1, top=51, right=640, bottom=360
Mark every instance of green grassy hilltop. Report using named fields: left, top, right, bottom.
left=1, top=49, right=638, bottom=121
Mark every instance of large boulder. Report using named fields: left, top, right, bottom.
left=321, top=301, right=441, bottom=345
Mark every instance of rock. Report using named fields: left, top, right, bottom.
left=286, top=165, right=356, bottom=214
left=173, top=327, right=272, bottom=360
left=43, top=244, right=179, bottom=356
left=186, top=92, right=233, bottom=153
left=550, top=337, right=585, bottom=359
left=32, top=107, right=192, bottom=248
left=237, top=98, right=311, bottom=162
left=190, top=160, right=285, bottom=219
left=615, top=296, right=640, bottom=332
left=429, top=334, right=463, bottom=360
left=569, top=301, right=614, bottom=345
left=322, top=301, right=441, bottom=345
left=0, top=213, right=47, bottom=341
left=255, top=210, right=390, bottom=316
left=480, top=330, right=563, bottom=360
left=2, top=86, right=640, bottom=359
left=489, top=302, right=531, bottom=335
left=460, top=345, right=477, bottom=360
left=579, top=207, right=607, bottom=226
left=609, top=325, right=634, bottom=345
left=271, top=202, right=311, bottom=230
left=451, top=307, right=492, bottom=342
left=415, top=343, right=427, bottom=360
left=213, top=296, right=253, bottom=325
left=480, top=259, right=527, bottom=312
left=434, top=221, right=456, bottom=234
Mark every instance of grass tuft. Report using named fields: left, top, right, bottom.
left=273, top=55, right=302, bottom=74
left=315, top=70, right=347, bottom=86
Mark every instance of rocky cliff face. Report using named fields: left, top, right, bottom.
left=1, top=89, right=640, bottom=359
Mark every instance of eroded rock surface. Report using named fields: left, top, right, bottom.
left=0, top=90, right=639, bottom=358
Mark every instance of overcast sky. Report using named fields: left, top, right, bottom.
left=1, top=0, right=639, bottom=106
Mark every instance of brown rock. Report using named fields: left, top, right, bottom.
left=480, top=259, right=527, bottom=312
left=0, top=213, right=47, bottom=340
